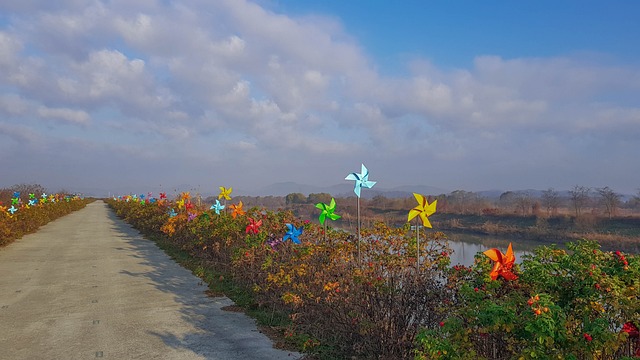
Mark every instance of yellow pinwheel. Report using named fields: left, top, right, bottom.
left=408, top=193, right=437, bottom=228
left=218, top=187, right=232, bottom=200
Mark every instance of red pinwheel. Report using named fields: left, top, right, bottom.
left=245, top=217, right=262, bottom=234
left=159, top=192, right=167, bottom=199
left=483, top=243, right=518, bottom=281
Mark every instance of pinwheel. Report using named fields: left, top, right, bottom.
left=185, top=202, right=194, bottom=211
left=29, top=193, right=35, bottom=199
left=168, top=208, right=177, bottom=218
left=41, top=193, right=47, bottom=199
left=283, top=223, right=303, bottom=244
left=28, top=199, right=36, bottom=206
left=13, top=192, right=20, bottom=198
left=159, top=192, right=167, bottom=200
left=408, top=193, right=437, bottom=228
left=316, top=198, right=341, bottom=241
left=407, top=193, right=437, bottom=268
left=245, top=217, right=262, bottom=234
left=8, top=206, right=17, bottom=215
left=267, top=237, right=283, bottom=251
left=345, top=164, right=376, bottom=263
left=316, top=198, right=341, bottom=225
left=176, top=199, right=185, bottom=210
left=483, top=243, right=518, bottom=281
left=230, top=201, right=245, bottom=219
left=11, top=197, right=19, bottom=205
left=187, top=212, right=197, bottom=222
left=345, top=164, right=376, bottom=198
left=210, top=199, right=225, bottom=215
left=218, top=187, right=232, bottom=200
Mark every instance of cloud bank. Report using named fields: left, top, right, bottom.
left=1, top=0, right=638, bottom=195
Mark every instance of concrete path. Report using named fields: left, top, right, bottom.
left=0, top=201, right=301, bottom=360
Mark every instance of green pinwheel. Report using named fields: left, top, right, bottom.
left=315, top=198, right=341, bottom=225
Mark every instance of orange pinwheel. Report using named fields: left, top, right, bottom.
left=229, top=201, right=245, bottom=219
left=483, top=243, right=518, bottom=281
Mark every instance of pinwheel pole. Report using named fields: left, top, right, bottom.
left=346, top=164, right=376, bottom=266
left=356, top=195, right=361, bottom=263
left=417, top=220, right=420, bottom=268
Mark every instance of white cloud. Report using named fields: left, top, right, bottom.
left=0, top=0, right=639, bottom=193
left=37, top=106, right=91, bottom=125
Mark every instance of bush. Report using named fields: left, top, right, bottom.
left=107, top=197, right=640, bottom=359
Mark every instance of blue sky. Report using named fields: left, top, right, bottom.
left=1, top=0, right=639, bottom=196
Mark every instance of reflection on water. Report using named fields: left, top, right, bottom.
left=444, top=232, right=553, bottom=267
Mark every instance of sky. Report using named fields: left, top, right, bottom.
left=1, top=0, right=639, bottom=196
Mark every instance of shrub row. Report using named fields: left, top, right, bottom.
left=107, top=197, right=639, bottom=359
left=0, top=195, right=94, bottom=247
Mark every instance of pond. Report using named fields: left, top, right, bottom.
left=444, top=231, right=548, bottom=267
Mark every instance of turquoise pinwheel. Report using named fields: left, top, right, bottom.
left=345, top=164, right=376, bottom=198
left=28, top=199, right=36, bottom=206
left=168, top=208, right=177, bottom=218
left=283, top=224, right=303, bottom=244
left=210, top=199, right=225, bottom=215
left=316, top=198, right=341, bottom=225
left=345, top=163, right=376, bottom=264
left=8, top=206, right=17, bottom=215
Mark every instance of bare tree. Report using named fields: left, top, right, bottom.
left=569, top=185, right=591, bottom=217
left=541, top=188, right=561, bottom=216
left=514, top=191, right=532, bottom=216
left=596, top=187, right=621, bottom=219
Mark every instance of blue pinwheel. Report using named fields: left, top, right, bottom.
left=13, top=192, right=20, bottom=198
left=345, top=164, right=376, bottom=198
left=283, top=224, right=303, bottom=244
left=210, top=199, right=225, bottom=215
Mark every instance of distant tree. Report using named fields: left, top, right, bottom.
left=371, top=194, right=388, bottom=210
left=514, top=191, right=532, bottom=216
left=307, top=193, right=332, bottom=205
left=541, top=188, right=561, bottom=216
left=285, top=193, right=307, bottom=205
left=569, top=185, right=591, bottom=217
left=449, top=190, right=474, bottom=214
left=9, top=183, right=47, bottom=196
left=596, top=187, right=621, bottom=219
left=499, top=191, right=517, bottom=210
left=632, top=189, right=640, bottom=211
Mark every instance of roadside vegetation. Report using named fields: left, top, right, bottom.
left=0, top=183, right=93, bottom=247
left=107, top=193, right=639, bottom=359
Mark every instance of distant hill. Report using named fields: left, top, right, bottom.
left=244, top=182, right=449, bottom=199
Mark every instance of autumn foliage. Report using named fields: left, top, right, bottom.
left=107, top=196, right=639, bottom=359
